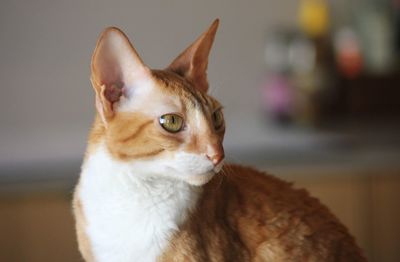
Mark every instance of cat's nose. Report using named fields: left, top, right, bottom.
left=206, top=143, right=224, bottom=166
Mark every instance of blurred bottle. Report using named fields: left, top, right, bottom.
left=393, top=0, right=400, bottom=65
left=264, top=30, right=292, bottom=74
left=356, top=2, right=395, bottom=74
left=294, top=0, right=336, bottom=125
left=261, top=74, right=294, bottom=124
left=334, top=27, right=363, bottom=78
left=262, top=30, right=296, bottom=125
left=262, top=0, right=338, bottom=127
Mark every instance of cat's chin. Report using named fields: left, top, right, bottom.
left=185, top=171, right=215, bottom=186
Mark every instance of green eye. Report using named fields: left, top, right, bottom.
left=159, top=114, right=184, bottom=133
left=212, top=109, right=224, bottom=130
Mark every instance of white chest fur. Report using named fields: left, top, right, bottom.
left=78, top=146, right=200, bottom=262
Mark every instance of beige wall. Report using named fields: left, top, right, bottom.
left=0, top=0, right=300, bottom=164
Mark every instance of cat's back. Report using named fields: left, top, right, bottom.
left=161, top=164, right=367, bottom=262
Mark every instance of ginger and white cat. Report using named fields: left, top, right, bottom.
left=73, top=20, right=367, bottom=261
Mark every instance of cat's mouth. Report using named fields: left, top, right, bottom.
left=186, top=161, right=224, bottom=186
left=162, top=153, right=224, bottom=185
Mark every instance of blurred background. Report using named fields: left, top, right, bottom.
left=1, top=0, right=400, bottom=261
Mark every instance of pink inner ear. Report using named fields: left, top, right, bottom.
left=97, top=52, right=123, bottom=86
left=104, top=84, right=123, bottom=103
left=94, top=52, right=126, bottom=103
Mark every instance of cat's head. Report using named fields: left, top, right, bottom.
left=89, top=20, right=224, bottom=185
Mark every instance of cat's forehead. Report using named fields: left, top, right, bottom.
left=118, top=69, right=220, bottom=116
left=151, top=70, right=220, bottom=111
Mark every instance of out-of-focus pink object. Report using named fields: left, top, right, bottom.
left=261, top=75, right=294, bottom=121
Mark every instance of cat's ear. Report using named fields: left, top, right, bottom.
left=167, top=19, right=219, bottom=93
left=91, top=27, right=151, bottom=124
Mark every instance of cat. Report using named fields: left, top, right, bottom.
left=73, top=19, right=367, bottom=262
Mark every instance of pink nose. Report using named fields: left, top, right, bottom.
left=206, top=144, right=224, bottom=166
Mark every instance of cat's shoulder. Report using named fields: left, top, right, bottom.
left=201, top=163, right=326, bottom=223
left=194, top=164, right=366, bottom=261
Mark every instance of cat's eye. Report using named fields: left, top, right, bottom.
left=159, top=114, right=184, bottom=133
left=212, top=109, right=224, bottom=130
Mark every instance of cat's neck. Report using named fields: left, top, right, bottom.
left=78, top=143, right=201, bottom=262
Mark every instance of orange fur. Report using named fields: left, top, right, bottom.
left=73, top=20, right=367, bottom=261
left=160, top=165, right=366, bottom=261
